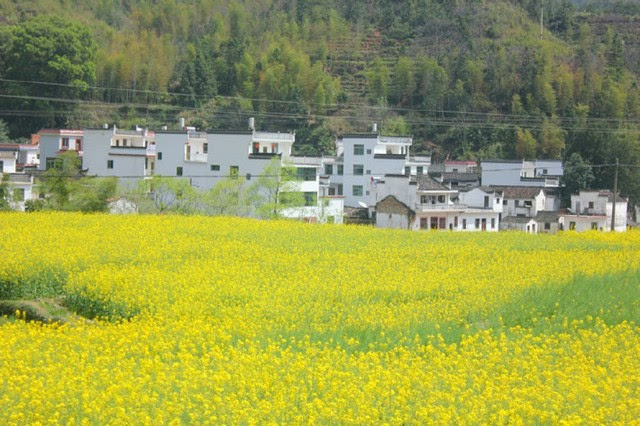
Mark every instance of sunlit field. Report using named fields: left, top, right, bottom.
left=1, top=212, right=639, bottom=423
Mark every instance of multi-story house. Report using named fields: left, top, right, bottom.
left=154, top=125, right=343, bottom=223
left=481, top=159, right=563, bottom=188
left=560, top=190, right=627, bottom=232
left=374, top=175, right=502, bottom=232
left=324, top=132, right=431, bottom=208
left=82, top=126, right=156, bottom=187
left=37, top=129, right=84, bottom=170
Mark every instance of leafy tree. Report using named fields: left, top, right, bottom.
left=203, top=177, right=253, bottom=216
left=0, top=174, right=11, bottom=211
left=538, top=119, right=565, bottom=159
left=389, top=57, right=415, bottom=106
left=515, top=128, right=537, bottom=159
left=38, top=151, right=116, bottom=212
left=146, top=176, right=200, bottom=214
left=414, top=56, right=449, bottom=112
left=0, top=120, right=10, bottom=142
left=561, top=152, right=595, bottom=205
left=0, top=15, right=97, bottom=137
left=252, top=157, right=305, bottom=219
left=367, top=58, right=391, bottom=104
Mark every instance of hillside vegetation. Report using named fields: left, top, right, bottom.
left=1, top=0, right=640, bottom=203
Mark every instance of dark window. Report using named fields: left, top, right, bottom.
left=297, top=167, right=316, bottom=181
left=107, top=160, right=114, bottom=169
left=570, top=221, right=576, bottom=230
left=354, top=144, right=364, bottom=155
left=0, top=161, right=3, bottom=172
left=324, top=164, right=333, bottom=175
left=437, top=195, right=445, bottom=203
left=353, top=164, right=364, bottom=176
left=157, top=152, right=162, bottom=160
left=45, top=157, right=58, bottom=170
left=337, top=165, right=344, bottom=176
left=588, top=201, right=594, bottom=209
left=203, top=143, right=208, bottom=154
left=61, top=138, right=69, bottom=149
left=503, top=199, right=507, bottom=205
left=246, top=173, right=251, bottom=181
left=545, top=222, right=551, bottom=230
left=366, top=149, right=372, bottom=154
left=515, top=200, right=520, bottom=207
left=591, top=222, right=598, bottom=230
left=176, top=167, right=183, bottom=176
left=405, top=166, right=411, bottom=176
left=352, top=185, right=363, bottom=196
left=484, top=196, right=489, bottom=208
left=337, top=184, right=343, bottom=195
left=417, top=166, right=424, bottom=175
left=524, top=200, right=533, bottom=207
left=462, top=219, right=467, bottom=230
left=475, top=218, right=480, bottom=229
left=454, top=216, right=458, bottom=228
left=304, top=192, right=317, bottom=206
left=211, top=165, right=220, bottom=171
left=366, top=169, right=371, bottom=175
left=230, top=166, right=239, bottom=179
left=491, top=218, right=496, bottom=229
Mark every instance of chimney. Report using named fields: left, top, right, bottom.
left=179, top=118, right=186, bottom=129
left=372, top=122, right=378, bottom=133
left=248, top=117, right=255, bottom=131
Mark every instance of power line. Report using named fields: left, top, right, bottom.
left=4, top=77, right=640, bottom=127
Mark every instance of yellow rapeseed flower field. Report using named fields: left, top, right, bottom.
left=1, top=212, right=639, bottom=423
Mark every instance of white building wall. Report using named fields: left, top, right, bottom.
left=82, top=129, right=149, bottom=188
left=0, top=155, right=17, bottom=173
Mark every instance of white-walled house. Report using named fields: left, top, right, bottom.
left=325, top=133, right=431, bottom=208
left=374, top=175, right=502, bottom=231
left=82, top=127, right=156, bottom=187
left=445, top=160, right=477, bottom=173
left=560, top=190, right=627, bottom=232
left=481, top=159, right=562, bottom=188
left=0, top=150, right=17, bottom=173
left=37, top=129, right=84, bottom=170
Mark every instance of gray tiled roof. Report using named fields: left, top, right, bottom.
left=416, top=176, right=449, bottom=191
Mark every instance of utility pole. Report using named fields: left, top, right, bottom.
left=611, top=157, right=619, bottom=231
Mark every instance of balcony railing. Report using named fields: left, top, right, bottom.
left=379, top=136, right=412, bottom=145
left=249, top=152, right=281, bottom=159
left=185, top=153, right=208, bottom=163
left=416, top=203, right=466, bottom=211
left=373, top=153, right=406, bottom=160
left=253, top=132, right=295, bottom=143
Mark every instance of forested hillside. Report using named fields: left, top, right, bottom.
left=1, top=0, right=639, bottom=204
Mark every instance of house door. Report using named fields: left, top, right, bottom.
left=430, top=217, right=438, bottom=230
left=481, top=218, right=487, bottom=231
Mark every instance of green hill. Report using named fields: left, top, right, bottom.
left=0, top=0, right=639, bottom=205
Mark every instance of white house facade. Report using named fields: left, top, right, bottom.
left=325, top=133, right=431, bottom=208
left=37, top=129, right=84, bottom=171
left=481, top=159, right=563, bottom=188
left=560, top=190, right=627, bottom=232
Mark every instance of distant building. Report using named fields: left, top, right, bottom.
left=374, top=175, right=502, bottom=232
left=560, top=190, right=627, bottom=232
left=82, top=126, right=156, bottom=188
left=481, top=159, right=562, bottom=188
left=445, top=160, right=477, bottom=173
left=37, top=129, right=84, bottom=171
left=324, top=132, right=430, bottom=208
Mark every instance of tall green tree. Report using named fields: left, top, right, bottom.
left=0, top=15, right=97, bottom=137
